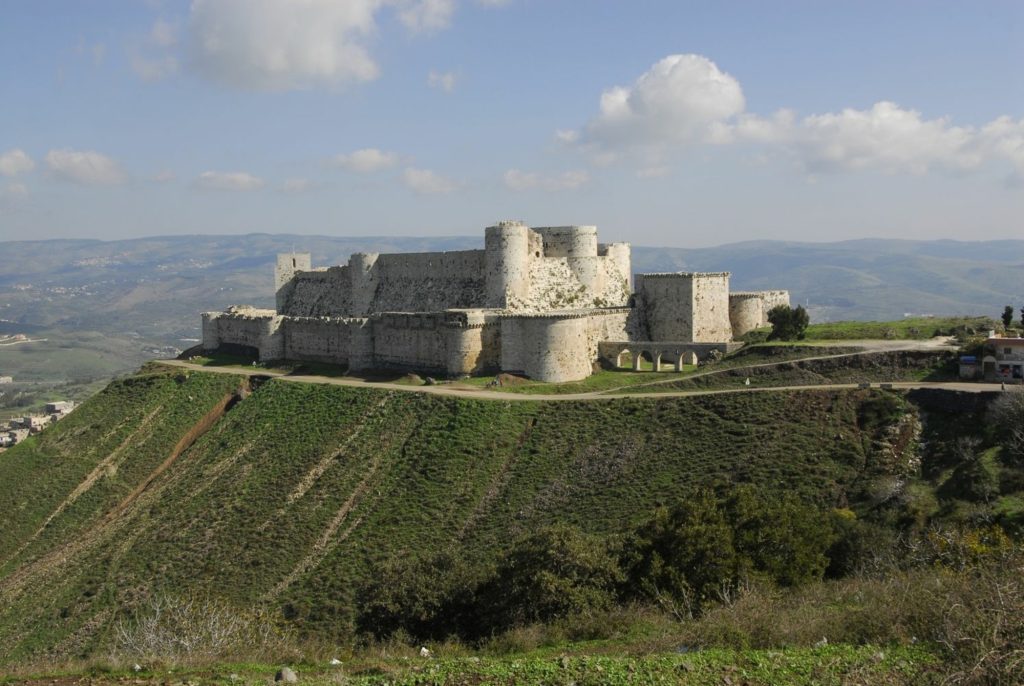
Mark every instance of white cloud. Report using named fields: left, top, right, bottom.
left=784, top=103, right=977, bottom=175
left=402, top=167, right=457, bottom=194
left=503, top=168, right=589, bottom=191
left=45, top=149, right=127, bottom=185
left=584, top=54, right=745, bottom=151
left=727, top=104, right=1024, bottom=176
left=333, top=148, right=398, bottom=172
left=281, top=178, right=313, bottom=193
left=189, top=0, right=383, bottom=91
left=397, top=0, right=455, bottom=32
left=0, top=149, right=34, bottom=177
left=194, top=171, right=264, bottom=191
left=428, top=69, right=456, bottom=93
left=573, top=53, right=1024, bottom=179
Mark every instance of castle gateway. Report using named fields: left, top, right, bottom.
left=201, top=222, right=789, bottom=382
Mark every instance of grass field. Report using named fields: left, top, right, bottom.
left=802, top=316, right=995, bottom=341
left=2, top=643, right=937, bottom=686
left=0, top=366, right=935, bottom=660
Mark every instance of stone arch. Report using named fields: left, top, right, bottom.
left=652, top=350, right=664, bottom=372
left=615, top=348, right=632, bottom=369
left=634, top=349, right=654, bottom=371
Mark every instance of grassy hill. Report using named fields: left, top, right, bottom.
left=0, top=364, right=1017, bottom=667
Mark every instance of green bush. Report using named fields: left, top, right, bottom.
left=725, top=486, right=834, bottom=586
left=621, top=490, right=739, bottom=618
left=355, top=550, right=481, bottom=641
left=479, top=524, right=624, bottom=631
left=767, top=305, right=810, bottom=341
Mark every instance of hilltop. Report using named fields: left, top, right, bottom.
left=0, top=359, right=1021, bottom=683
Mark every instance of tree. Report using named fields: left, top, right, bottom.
left=1002, top=305, right=1015, bottom=329
left=767, top=304, right=810, bottom=341
left=1020, top=305, right=1024, bottom=329
left=724, top=485, right=834, bottom=587
left=621, top=490, right=738, bottom=617
left=479, top=524, right=623, bottom=630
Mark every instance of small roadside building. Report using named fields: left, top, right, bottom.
left=983, top=337, right=1024, bottom=383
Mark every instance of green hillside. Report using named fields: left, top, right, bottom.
left=0, top=365, right=1016, bottom=666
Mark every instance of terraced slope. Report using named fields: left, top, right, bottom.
left=0, top=366, right=931, bottom=661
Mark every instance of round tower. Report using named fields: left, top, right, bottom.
left=563, top=226, right=602, bottom=296
left=729, top=293, right=765, bottom=338
left=485, top=221, right=530, bottom=309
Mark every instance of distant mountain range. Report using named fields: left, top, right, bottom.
left=1, top=234, right=1022, bottom=345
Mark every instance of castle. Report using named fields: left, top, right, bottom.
left=201, top=222, right=789, bottom=382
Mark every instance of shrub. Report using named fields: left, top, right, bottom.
left=478, top=524, right=624, bottom=631
left=355, top=550, right=480, bottom=641
left=112, top=593, right=290, bottom=664
left=725, top=485, right=834, bottom=587
left=767, top=305, right=810, bottom=341
left=621, top=490, right=739, bottom=618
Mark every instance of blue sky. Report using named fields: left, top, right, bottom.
left=1, top=0, right=1022, bottom=246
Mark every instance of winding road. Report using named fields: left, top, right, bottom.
left=157, top=342, right=1005, bottom=403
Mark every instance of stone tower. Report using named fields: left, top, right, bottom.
left=275, top=252, right=311, bottom=311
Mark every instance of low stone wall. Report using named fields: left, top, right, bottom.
left=282, top=317, right=365, bottom=365
left=202, top=309, right=283, bottom=359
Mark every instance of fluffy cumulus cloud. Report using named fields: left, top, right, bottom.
left=581, top=54, right=745, bottom=151
left=189, top=0, right=383, bottom=91
left=402, top=167, right=457, bottom=194
left=570, top=53, right=1024, bottom=180
left=503, top=168, right=589, bottom=191
left=0, top=149, right=34, bottom=177
left=45, top=149, right=127, bottom=185
left=194, top=171, right=265, bottom=191
left=726, top=104, right=1024, bottom=176
left=333, top=148, right=399, bottom=172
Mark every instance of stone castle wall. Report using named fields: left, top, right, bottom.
left=761, top=290, right=791, bottom=313
left=729, top=290, right=793, bottom=337
left=499, top=309, right=631, bottom=382
left=635, top=272, right=732, bottom=343
left=281, top=317, right=362, bottom=365
left=729, top=293, right=765, bottom=338
left=202, top=308, right=283, bottom=359
left=201, top=224, right=787, bottom=383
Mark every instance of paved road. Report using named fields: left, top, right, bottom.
left=158, top=358, right=1003, bottom=403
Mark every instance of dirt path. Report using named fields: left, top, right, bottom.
left=157, top=357, right=999, bottom=403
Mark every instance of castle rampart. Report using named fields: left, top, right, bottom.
left=200, top=223, right=787, bottom=383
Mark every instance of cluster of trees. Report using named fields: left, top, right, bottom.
left=767, top=304, right=810, bottom=341
left=1001, top=305, right=1024, bottom=330
left=356, top=487, right=847, bottom=642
